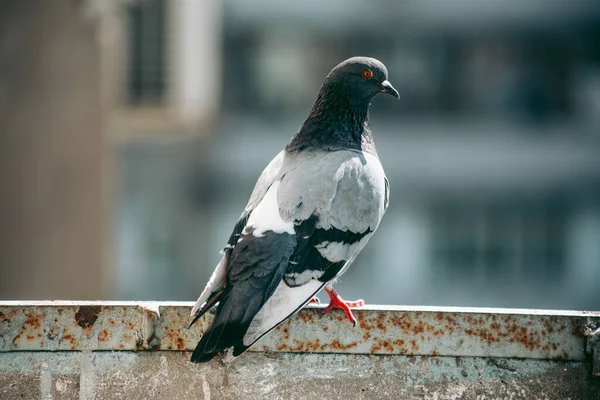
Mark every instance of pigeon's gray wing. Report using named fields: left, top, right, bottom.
left=190, top=149, right=388, bottom=362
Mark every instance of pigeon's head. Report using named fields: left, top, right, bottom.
left=323, top=56, right=399, bottom=103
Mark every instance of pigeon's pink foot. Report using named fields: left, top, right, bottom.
left=308, top=297, right=320, bottom=304
left=322, top=287, right=364, bottom=326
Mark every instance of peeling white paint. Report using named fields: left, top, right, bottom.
left=40, top=361, right=53, bottom=400
left=201, top=374, right=211, bottom=400
left=79, top=351, right=95, bottom=400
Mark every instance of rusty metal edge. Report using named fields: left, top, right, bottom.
left=1, top=302, right=598, bottom=361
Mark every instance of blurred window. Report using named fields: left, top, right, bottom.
left=431, top=200, right=567, bottom=281
left=126, top=0, right=168, bottom=106
left=221, top=27, right=595, bottom=125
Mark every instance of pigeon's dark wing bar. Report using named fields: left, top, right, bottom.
left=285, top=214, right=372, bottom=287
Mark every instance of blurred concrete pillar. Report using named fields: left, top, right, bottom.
left=0, top=1, right=108, bottom=299
left=168, top=0, right=221, bottom=129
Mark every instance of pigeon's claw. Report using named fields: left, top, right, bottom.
left=308, top=297, right=320, bottom=305
left=322, top=287, right=364, bottom=326
left=341, top=299, right=365, bottom=308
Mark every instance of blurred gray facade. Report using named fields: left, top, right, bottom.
left=1, top=0, right=599, bottom=309
left=0, top=1, right=107, bottom=299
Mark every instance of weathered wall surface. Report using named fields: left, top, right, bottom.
left=1, top=302, right=599, bottom=399
left=0, top=352, right=598, bottom=400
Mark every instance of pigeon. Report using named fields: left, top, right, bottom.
left=189, top=56, right=398, bottom=363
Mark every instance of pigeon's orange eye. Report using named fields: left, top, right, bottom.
left=362, top=69, right=373, bottom=79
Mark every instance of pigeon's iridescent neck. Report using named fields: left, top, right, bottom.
left=286, top=90, right=377, bottom=154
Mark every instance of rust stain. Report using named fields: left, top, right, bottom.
left=329, top=339, right=357, bottom=351
left=61, top=334, right=76, bottom=349
left=370, top=343, right=381, bottom=353
left=175, top=338, right=185, bottom=350
left=277, top=343, right=289, bottom=351
left=298, top=310, right=315, bottom=324
left=25, top=314, right=42, bottom=330
left=382, top=340, right=394, bottom=352
left=358, top=317, right=373, bottom=331
left=376, top=313, right=387, bottom=333
left=388, top=313, right=405, bottom=329
left=98, top=329, right=111, bottom=342
left=292, top=338, right=321, bottom=352
left=75, top=306, right=101, bottom=330
left=409, top=339, right=419, bottom=352
left=306, top=339, right=321, bottom=351
left=13, top=331, right=24, bottom=344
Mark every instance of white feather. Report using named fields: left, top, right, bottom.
left=315, top=235, right=371, bottom=263
left=190, top=255, right=227, bottom=316
left=287, top=269, right=324, bottom=281
left=243, top=280, right=323, bottom=346
left=243, top=181, right=294, bottom=237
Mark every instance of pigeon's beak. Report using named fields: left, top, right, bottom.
left=380, top=80, right=399, bottom=99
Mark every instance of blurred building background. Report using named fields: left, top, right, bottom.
left=1, top=0, right=599, bottom=309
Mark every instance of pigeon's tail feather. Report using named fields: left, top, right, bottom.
left=191, top=297, right=235, bottom=363
left=188, top=287, right=223, bottom=329
left=190, top=289, right=263, bottom=363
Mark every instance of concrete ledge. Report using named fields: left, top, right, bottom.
left=1, top=302, right=598, bottom=359
left=1, top=302, right=599, bottom=399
